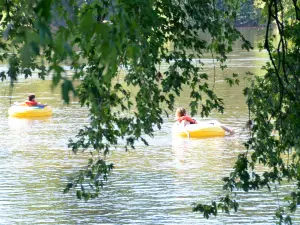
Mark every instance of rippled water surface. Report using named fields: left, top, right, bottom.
left=0, top=28, right=299, bottom=224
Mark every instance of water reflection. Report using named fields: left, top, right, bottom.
left=8, top=117, right=52, bottom=130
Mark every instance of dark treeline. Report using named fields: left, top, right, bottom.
left=217, top=0, right=264, bottom=27
left=235, top=0, right=264, bottom=27
left=53, top=0, right=263, bottom=28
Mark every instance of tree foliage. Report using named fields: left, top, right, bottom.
left=217, top=0, right=265, bottom=27
left=0, top=0, right=250, bottom=202
left=5, top=0, right=299, bottom=223
left=193, top=0, right=300, bottom=223
left=235, top=0, right=265, bottom=26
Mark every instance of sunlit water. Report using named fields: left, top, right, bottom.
left=0, top=28, right=299, bottom=224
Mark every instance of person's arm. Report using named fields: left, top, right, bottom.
left=179, top=116, right=197, bottom=124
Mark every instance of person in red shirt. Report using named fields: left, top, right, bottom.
left=25, top=94, right=38, bottom=106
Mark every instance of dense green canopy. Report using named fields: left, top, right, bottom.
left=0, top=0, right=249, bottom=199
left=1, top=0, right=300, bottom=223
left=194, top=1, right=300, bottom=224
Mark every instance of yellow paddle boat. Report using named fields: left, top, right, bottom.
left=172, top=121, right=228, bottom=138
left=8, top=105, right=53, bottom=118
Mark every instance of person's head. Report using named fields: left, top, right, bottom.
left=176, top=107, right=186, bottom=118
left=28, top=94, right=36, bottom=101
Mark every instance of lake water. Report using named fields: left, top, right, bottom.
left=0, top=27, right=298, bottom=224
